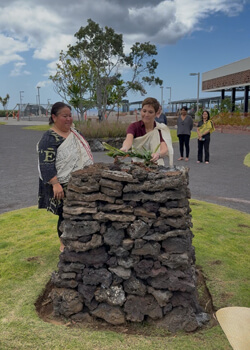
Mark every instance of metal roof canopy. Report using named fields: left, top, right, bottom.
left=170, top=95, right=245, bottom=113
left=171, top=95, right=243, bottom=105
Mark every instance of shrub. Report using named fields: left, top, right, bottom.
left=77, top=120, right=129, bottom=139
left=0, top=110, right=11, bottom=118
left=212, top=112, right=250, bottom=127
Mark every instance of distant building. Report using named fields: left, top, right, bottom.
left=169, top=58, right=250, bottom=113
left=202, top=57, right=250, bottom=113
left=23, top=103, right=47, bottom=116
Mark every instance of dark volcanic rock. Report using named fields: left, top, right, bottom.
left=49, top=163, right=208, bottom=332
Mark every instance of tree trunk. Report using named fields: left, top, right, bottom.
left=96, top=84, right=103, bottom=122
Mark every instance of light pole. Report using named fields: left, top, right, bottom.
left=166, top=86, right=171, bottom=103
left=19, top=91, right=24, bottom=119
left=189, top=72, right=200, bottom=114
left=37, top=86, right=41, bottom=116
left=160, top=86, right=164, bottom=106
left=47, top=99, right=51, bottom=118
left=166, top=86, right=171, bottom=112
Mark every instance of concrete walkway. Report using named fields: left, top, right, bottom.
left=0, top=120, right=249, bottom=215
left=2, top=117, right=49, bottom=126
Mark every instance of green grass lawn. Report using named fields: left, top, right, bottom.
left=244, top=153, right=250, bottom=167
left=0, top=201, right=249, bottom=350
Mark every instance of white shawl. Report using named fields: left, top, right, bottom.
left=56, top=128, right=93, bottom=183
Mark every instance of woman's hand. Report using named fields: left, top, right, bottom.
left=120, top=146, right=129, bottom=152
left=121, top=134, right=134, bottom=153
left=52, top=183, right=64, bottom=200
left=197, top=129, right=202, bottom=140
left=151, top=152, right=161, bottom=163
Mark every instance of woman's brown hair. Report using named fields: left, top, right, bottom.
left=142, top=97, right=160, bottom=113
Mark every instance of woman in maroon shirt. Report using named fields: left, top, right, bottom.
left=121, top=97, right=172, bottom=166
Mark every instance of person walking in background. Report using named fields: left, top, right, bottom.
left=155, top=105, right=167, bottom=125
left=197, top=110, right=214, bottom=164
left=37, top=102, right=93, bottom=252
left=177, top=106, right=193, bottom=161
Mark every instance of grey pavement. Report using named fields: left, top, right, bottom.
left=0, top=118, right=250, bottom=214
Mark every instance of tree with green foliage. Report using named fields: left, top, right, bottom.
left=0, top=94, right=10, bottom=111
left=50, top=19, right=162, bottom=121
left=220, top=97, right=232, bottom=112
left=49, top=49, right=96, bottom=120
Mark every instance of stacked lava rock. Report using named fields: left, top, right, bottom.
left=50, top=162, right=208, bottom=332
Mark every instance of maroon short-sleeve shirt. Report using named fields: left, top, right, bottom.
left=127, top=120, right=164, bottom=141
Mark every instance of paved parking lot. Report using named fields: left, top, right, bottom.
left=0, top=121, right=250, bottom=214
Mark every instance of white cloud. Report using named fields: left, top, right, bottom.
left=0, top=34, right=28, bottom=66
left=33, top=34, right=75, bottom=60
left=125, top=0, right=244, bottom=44
left=10, top=62, right=31, bottom=76
left=0, top=0, right=245, bottom=71
left=35, top=80, right=51, bottom=89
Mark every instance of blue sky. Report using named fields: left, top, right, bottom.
left=153, top=6, right=250, bottom=106
left=0, top=0, right=249, bottom=110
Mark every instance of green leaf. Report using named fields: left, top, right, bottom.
left=102, top=142, right=158, bottom=165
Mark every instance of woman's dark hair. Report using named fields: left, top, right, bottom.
left=202, top=110, right=210, bottom=120
left=181, top=106, right=188, bottom=111
left=49, top=102, right=71, bottom=125
left=142, top=97, right=160, bottom=113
